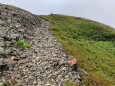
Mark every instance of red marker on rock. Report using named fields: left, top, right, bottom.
left=70, top=59, right=78, bottom=71
left=70, top=59, right=76, bottom=65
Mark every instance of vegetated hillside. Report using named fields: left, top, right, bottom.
left=40, top=14, right=115, bottom=86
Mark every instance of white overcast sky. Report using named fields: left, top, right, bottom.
left=0, top=0, right=115, bottom=28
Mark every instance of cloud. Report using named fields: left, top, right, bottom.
left=0, top=0, right=115, bottom=28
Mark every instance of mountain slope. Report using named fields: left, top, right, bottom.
left=40, top=14, right=115, bottom=86
left=0, top=4, right=88, bottom=86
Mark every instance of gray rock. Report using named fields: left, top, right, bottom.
left=0, top=47, right=5, bottom=54
left=13, top=67, right=18, bottom=71
left=33, top=79, right=37, bottom=85
left=20, top=79, right=25, bottom=83
left=61, top=67, right=67, bottom=71
left=0, top=27, right=10, bottom=36
left=9, top=33, right=19, bottom=39
left=0, top=58, right=3, bottom=63
left=0, top=40, right=4, bottom=47
left=9, top=67, right=13, bottom=71
left=20, top=59, right=30, bottom=64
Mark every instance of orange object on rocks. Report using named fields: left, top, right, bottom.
left=70, top=59, right=76, bottom=65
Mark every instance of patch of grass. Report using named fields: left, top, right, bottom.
left=64, top=80, right=78, bottom=86
left=40, top=14, right=115, bottom=86
left=17, top=40, right=31, bottom=49
left=83, top=76, right=110, bottom=86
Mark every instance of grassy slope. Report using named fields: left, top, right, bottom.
left=40, top=14, right=115, bottom=86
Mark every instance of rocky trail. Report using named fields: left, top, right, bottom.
left=0, top=4, right=88, bottom=86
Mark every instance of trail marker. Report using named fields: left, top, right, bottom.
left=70, top=59, right=76, bottom=65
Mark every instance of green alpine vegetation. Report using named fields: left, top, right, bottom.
left=40, top=14, right=115, bottom=86
left=17, top=40, right=31, bottom=49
